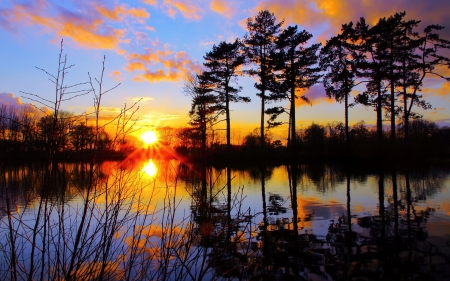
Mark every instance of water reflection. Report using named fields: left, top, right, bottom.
left=187, top=164, right=450, bottom=280
left=1, top=160, right=449, bottom=280
left=142, top=159, right=158, bottom=177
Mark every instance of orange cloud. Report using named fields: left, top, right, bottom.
left=125, top=47, right=202, bottom=82
left=162, top=0, right=203, bottom=20
left=253, top=0, right=450, bottom=42
left=438, top=82, right=450, bottom=96
left=1, top=1, right=148, bottom=50
left=0, top=92, right=23, bottom=106
left=431, top=107, right=445, bottom=115
left=443, top=202, right=450, bottom=216
left=110, top=70, right=123, bottom=82
left=294, top=84, right=328, bottom=107
left=210, top=0, right=235, bottom=18
left=422, top=81, right=450, bottom=97
left=434, top=65, right=450, bottom=79
left=0, top=92, right=50, bottom=116
left=143, top=0, right=158, bottom=6
left=93, top=4, right=151, bottom=21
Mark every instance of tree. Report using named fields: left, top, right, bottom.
left=303, top=123, right=326, bottom=153
left=244, top=10, right=284, bottom=147
left=320, top=22, right=358, bottom=146
left=380, top=13, right=418, bottom=143
left=243, top=127, right=272, bottom=147
left=353, top=17, right=390, bottom=144
left=365, top=12, right=422, bottom=144
left=184, top=73, right=221, bottom=154
left=268, top=25, right=321, bottom=151
left=202, top=40, right=249, bottom=150
left=399, top=23, right=450, bottom=142
left=353, top=13, right=450, bottom=146
left=70, top=122, right=95, bottom=152
left=37, top=110, right=74, bottom=153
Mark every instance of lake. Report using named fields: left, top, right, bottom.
left=1, top=159, right=449, bottom=280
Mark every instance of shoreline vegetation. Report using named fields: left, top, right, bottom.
left=1, top=129, right=449, bottom=168
left=1, top=95, right=449, bottom=166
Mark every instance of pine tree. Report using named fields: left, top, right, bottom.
left=400, top=23, right=450, bottom=142
left=202, top=40, right=249, bottom=150
left=244, top=10, right=283, bottom=147
left=353, top=17, right=389, bottom=144
left=269, top=25, right=321, bottom=151
left=184, top=73, right=221, bottom=153
left=320, top=22, right=358, bottom=146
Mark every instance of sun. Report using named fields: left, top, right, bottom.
left=141, top=130, right=158, bottom=145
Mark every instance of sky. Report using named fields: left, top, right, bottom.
left=1, top=0, right=450, bottom=142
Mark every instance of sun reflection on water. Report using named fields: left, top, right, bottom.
left=142, top=159, right=157, bottom=177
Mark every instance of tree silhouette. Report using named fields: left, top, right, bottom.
left=320, top=22, right=358, bottom=147
left=202, top=40, right=249, bottom=150
left=268, top=25, right=321, bottom=151
left=244, top=10, right=283, bottom=147
left=378, top=13, right=419, bottom=144
left=184, top=73, right=221, bottom=155
left=353, top=17, right=390, bottom=144
left=400, top=23, right=450, bottom=142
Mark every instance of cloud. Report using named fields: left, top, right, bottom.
left=0, top=92, right=50, bottom=115
left=130, top=97, right=154, bottom=102
left=199, top=40, right=214, bottom=46
left=94, top=4, right=149, bottom=22
left=252, top=0, right=450, bottom=42
left=434, top=65, right=450, bottom=78
left=431, top=107, right=445, bottom=115
left=110, top=70, right=123, bottom=82
left=141, top=112, right=180, bottom=121
left=437, top=82, right=450, bottom=96
left=295, top=84, right=329, bottom=107
left=435, top=118, right=450, bottom=127
left=143, top=0, right=158, bottom=6
left=0, top=0, right=149, bottom=49
left=125, top=46, right=202, bottom=82
left=210, top=0, right=235, bottom=18
left=422, top=81, right=450, bottom=97
left=0, top=92, right=24, bottom=107
left=162, top=0, right=203, bottom=20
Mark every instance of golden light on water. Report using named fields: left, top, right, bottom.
left=142, top=160, right=157, bottom=177
left=141, top=130, right=158, bottom=145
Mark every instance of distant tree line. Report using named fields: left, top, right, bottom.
left=169, top=119, right=450, bottom=161
left=184, top=10, right=450, bottom=158
left=0, top=104, right=113, bottom=159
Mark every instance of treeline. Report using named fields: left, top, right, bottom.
left=169, top=119, right=450, bottom=162
left=0, top=104, right=116, bottom=160
left=184, top=10, right=450, bottom=159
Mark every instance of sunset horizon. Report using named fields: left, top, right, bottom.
left=1, top=0, right=450, bottom=143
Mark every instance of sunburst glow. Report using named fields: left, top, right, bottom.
left=142, top=159, right=157, bottom=177
left=141, top=130, right=158, bottom=145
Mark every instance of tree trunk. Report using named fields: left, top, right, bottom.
left=344, top=86, right=349, bottom=148
left=290, top=85, right=296, bottom=152
left=390, top=68, right=396, bottom=145
left=377, top=81, right=383, bottom=144
left=260, top=93, right=265, bottom=147
left=226, top=92, right=231, bottom=150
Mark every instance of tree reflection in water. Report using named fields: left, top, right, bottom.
left=1, top=162, right=449, bottom=280
left=190, top=165, right=450, bottom=281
